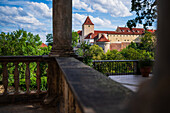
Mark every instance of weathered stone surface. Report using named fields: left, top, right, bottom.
left=50, top=0, right=74, bottom=56
left=56, top=57, right=133, bottom=113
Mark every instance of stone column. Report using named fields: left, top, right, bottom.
left=50, top=0, right=74, bottom=56
left=128, top=1, right=170, bottom=113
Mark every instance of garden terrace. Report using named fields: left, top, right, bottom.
left=0, top=0, right=169, bottom=113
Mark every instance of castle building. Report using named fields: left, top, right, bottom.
left=78, top=16, right=155, bottom=53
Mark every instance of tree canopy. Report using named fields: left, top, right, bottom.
left=0, top=29, right=45, bottom=56
left=46, top=34, right=53, bottom=46
left=0, top=29, right=52, bottom=90
left=45, top=31, right=79, bottom=48
left=72, top=31, right=79, bottom=48
left=127, top=0, right=157, bottom=29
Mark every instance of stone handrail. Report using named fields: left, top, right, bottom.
left=55, top=57, right=133, bottom=113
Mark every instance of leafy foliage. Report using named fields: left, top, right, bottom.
left=46, top=34, right=53, bottom=46
left=0, top=29, right=52, bottom=91
left=105, top=50, right=124, bottom=60
left=45, top=31, right=79, bottom=48
left=72, top=31, right=79, bottom=48
left=89, top=44, right=105, bottom=60
left=138, top=31, right=156, bottom=52
left=127, top=0, right=157, bottom=29
left=0, top=29, right=42, bottom=56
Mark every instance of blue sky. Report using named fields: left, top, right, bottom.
left=0, top=0, right=155, bottom=43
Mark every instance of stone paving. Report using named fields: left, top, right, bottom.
left=0, top=103, right=57, bottom=113
left=109, top=74, right=152, bottom=92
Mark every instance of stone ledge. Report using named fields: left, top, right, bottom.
left=56, top=57, right=134, bottom=113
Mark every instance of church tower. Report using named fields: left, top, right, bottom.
left=82, top=16, right=94, bottom=37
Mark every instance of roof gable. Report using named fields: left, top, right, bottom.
left=83, top=16, right=94, bottom=25
left=97, top=35, right=110, bottom=42
left=40, top=43, right=48, bottom=47
left=117, top=27, right=145, bottom=34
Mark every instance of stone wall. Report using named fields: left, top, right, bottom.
left=82, top=25, right=94, bottom=37
left=108, top=34, right=141, bottom=43
left=110, top=42, right=131, bottom=51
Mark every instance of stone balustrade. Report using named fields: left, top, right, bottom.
left=0, top=56, right=133, bottom=113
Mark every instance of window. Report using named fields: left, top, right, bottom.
left=88, top=25, right=90, bottom=27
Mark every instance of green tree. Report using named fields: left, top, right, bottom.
left=139, top=31, right=156, bottom=52
left=46, top=34, right=53, bottom=46
left=106, top=50, right=124, bottom=60
left=127, top=0, right=157, bottom=29
left=72, top=31, right=79, bottom=48
left=0, top=29, right=51, bottom=90
left=45, top=31, right=79, bottom=48
left=80, top=41, right=91, bottom=57
left=89, top=44, right=105, bottom=60
left=0, top=29, right=42, bottom=56
left=120, top=48, right=140, bottom=60
left=127, top=42, right=139, bottom=50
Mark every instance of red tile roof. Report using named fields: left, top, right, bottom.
left=117, top=27, right=145, bottom=35
left=94, top=30, right=143, bottom=35
left=97, top=34, right=110, bottom=42
left=78, top=28, right=156, bottom=38
left=84, top=33, right=93, bottom=39
left=40, top=43, right=48, bottom=47
left=77, top=30, right=82, bottom=35
left=147, top=29, right=156, bottom=33
left=83, top=16, right=94, bottom=25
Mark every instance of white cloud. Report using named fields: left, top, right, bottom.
left=27, top=2, right=52, bottom=19
left=73, top=0, right=94, bottom=12
left=0, top=6, right=44, bottom=26
left=0, top=2, right=52, bottom=43
left=92, top=4, right=108, bottom=13
left=73, top=0, right=132, bottom=17
left=73, top=13, right=116, bottom=31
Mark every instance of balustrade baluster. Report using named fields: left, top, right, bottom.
left=2, top=62, right=8, bottom=95
left=25, top=62, right=30, bottom=94
left=14, top=62, right=19, bottom=94
left=36, top=62, right=41, bottom=94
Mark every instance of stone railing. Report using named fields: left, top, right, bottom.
left=0, top=56, right=56, bottom=103
left=0, top=56, right=133, bottom=113
left=55, top=57, right=133, bottom=113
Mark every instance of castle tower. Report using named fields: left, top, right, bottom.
left=82, top=16, right=94, bottom=37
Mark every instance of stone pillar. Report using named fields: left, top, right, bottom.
left=128, top=1, right=170, bottom=113
left=50, top=0, right=74, bottom=56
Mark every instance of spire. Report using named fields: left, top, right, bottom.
left=83, top=16, right=94, bottom=25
